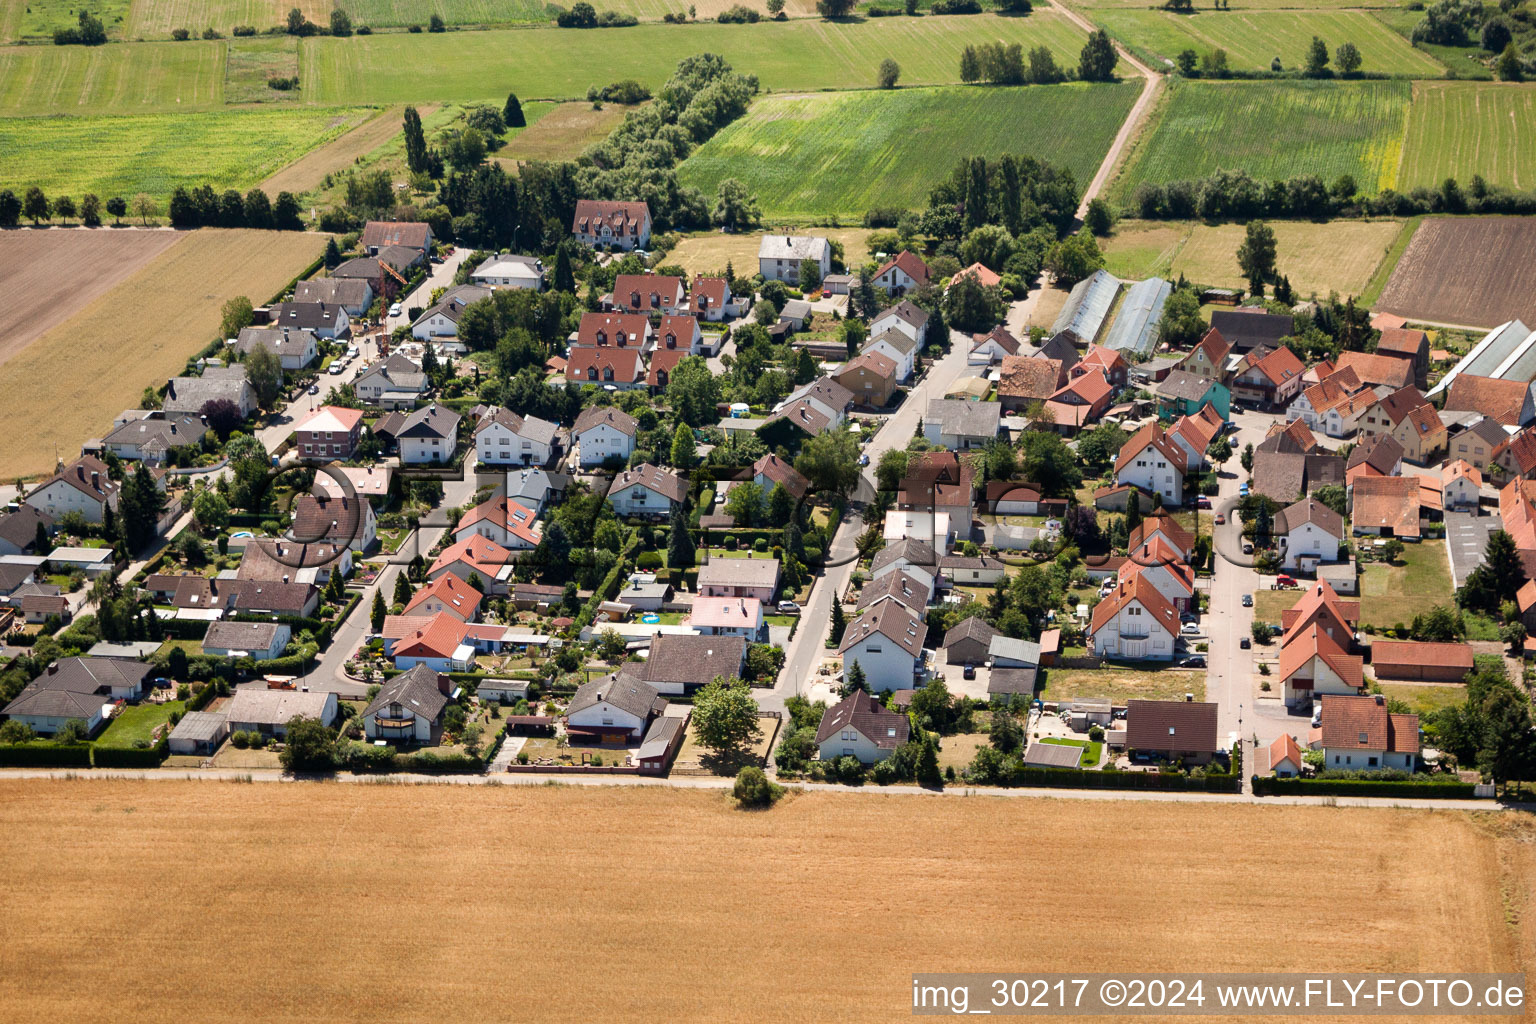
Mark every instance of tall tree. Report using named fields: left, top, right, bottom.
left=1078, top=29, right=1117, bottom=81
left=504, top=92, right=526, bottom=127
left=670, top=422, right=698, bottom=468
left=244, top=343, right=283, bottom=407
left=221, top=296, right=255, bottom=340
left=393, top=571, right=412, bottom=607
left=1236, top=220, right=1278, bottom=295
left=667, top=503, right=696, bottom=569
left=371, top=590, right=387, bottom=632
left=1304, top=35, right=1330, bottom=76
left=403, top=106, right=428, bottom=173
left=691, top=677, right=762, bottom=754
left=552, top=246, right=575, bottom=292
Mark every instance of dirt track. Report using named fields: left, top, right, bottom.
left=0, top=228, right=184, bottom=364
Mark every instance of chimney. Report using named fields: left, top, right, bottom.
left=47, top=662, right=58, bottom=675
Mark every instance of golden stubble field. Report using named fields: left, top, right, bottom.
left=0, top=780, right=1531, bottom=1024
left=0, top=228, right=326, bottom=480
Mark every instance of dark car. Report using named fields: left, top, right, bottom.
left=963, top=664, right=976, bottom=680
left=1242, top=593, right=1254, bottom=607
left=1240, top=636, right=1251, bottom=649
left=1180, top=656, right=1207, bottom=668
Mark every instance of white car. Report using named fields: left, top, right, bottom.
left=1180, top=622, right=1201, bottom=636
left=388, top=303, right=402, bottom=317
left=328, top=363, right=345, bottom=375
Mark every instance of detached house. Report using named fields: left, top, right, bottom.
left=471, top=252, right=544, bottom=291
left=1167, top=402, right=1225, bottom=472
left=355, top=353, right=426, bottom=407
left=411, top=285, right=490, bottom=342
left=1274, top=498, right=1345, bottom=571
left=869, top=300, right=929, bottom=347
left=429, top=536, right=515, bottom=593
left=572, top=406, right=638, bottom=466
left=473, top=408, right=557, bottom=466
left=403, top=573, right=483, bottom=623
left=610, top=273, right=687, bottom=315
left=753, top=453, right=809, bottom=503
left=1, top=657, right=151, bottom=737
left=454, top=495, right=543, bottom=550
left=572, top=199, right=651, bottom=251
left=235, top=326, right=318, bottom=370
left=269, top=301, right=350, bottom=341
left=922, top=399, right=1000, bottom=450
left=698, top=558, right=780, bottom=603
left=294, top=277, right=374, bottom=317
left=688, top=596, right=765, bottom=641
left=392, top=613, right=474, bottom=672
left=1318, top=693, right=1418, bottom=773
left=363, top=663, right=452, bottom=743
left=290, top=492, right=376, bottom=551
left=163, top=375, right=257, bottom=418
left=1125, top=699, right=1220, bottom=764
left=1232, top=345, right=1305, bottom=409
left=1114, top=422, right=1187, bottom=506
left=607, top=464, right=687, bottom=517
left=1043, top=368, right=1114, bottom=433
left=1117, top=538, right=1195, bottom=612
left=834, top=351, right=898, bottom=408
left=1289, top=372, right=1375, bottom=438
left=1089, top=575, right=1179, bottom=661
left=361, top=220, right=432, bottom=258
left=837, top=599, right=925, bottom=692
left=757, top=235, right=831, bottom=285
left=970, top=327, right=1022, bottom=365
left=202, top=621, right=290, bottom=661
left=816, top=689, right=910, bottom=764
left=565, top=672, right=667, bottom=742
left=395, top=404, right=460, bottom=465
left=1156, top=370, right=1230, bottom=422
left=25, top=456, right=119, bottom=525
left=295, top=405, right=365, bottom=461
left=690, top=276, right=740, bottom=321
left=869, top=251, right=929, bottom=297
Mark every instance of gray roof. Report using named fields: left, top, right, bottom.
left=169, top=711, right=227, bottom=743
left=1157, top=370, right=1221, bottom=402
left=780, top=299, right=812, bottom=321
left=1103, top=277, right=1172, bottom=357
left=293, top=278, right=371, bottom=309
left=573, top=405, right=638, bottom=438
left=1023, top=740, right=1083, bottom=768
left=758, top=235, right=830, bottom=262
left=0, top=504, right=52, bottom=551
left=102, top=412, right=206, bottom=451
left=815, top=688, right=909, bottom=749
left=697, top=557, right=780, bottom=589
left=86, top=641, right=162, bottom=659
left=988, top=635, right=1041, bottom=666
left=943, top=616, right=997, bottom=649
left=568, top=672, right=664, bottom=719
left=413, top=285, right=491, bottom=327
left=237, top=326, right=316, bottom=358
left=876, top=300, right=929, bottom=330
left=163, top=376, right=253, bottom=414
left=871, top=539, right=937, bottom=575
left=364, top=663, right=449, bottom=723
left=924, top=398, right=1001, bottom=439
left=988, top=666, right=1038, bottom=696
left=1209, top=308, right=1294, bottom=353
left=636, top=714, right=685, bottom=760
left=224, top=688, right=332, bottom=727
left=1051, top=270, right=1121, bottom=343
left=397, top=403, right=461, bottom=440
left=203, top=621, right=286, bottom=653
left=867, top=328, right=919, bottom=355
left=3, top=657, right=151, bottom=718
left=1431, top=320, right=1535, bottom=397
left=269, top=301, right=347, bottom=332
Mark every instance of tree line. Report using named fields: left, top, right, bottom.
left=0, top=184, right=305, bottom=229
left=959, top=30, right=1117, bottom=84
left=1128, top=166, right=1536, bottom=222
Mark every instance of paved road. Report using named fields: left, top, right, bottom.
left=383, top=248, right=473, bottom=336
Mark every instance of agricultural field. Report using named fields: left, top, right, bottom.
left=1100, top=218, right=1405, bottom=298
left=678, top=82, right=1140, bottom=220
left=0, top=229, right=327, bottom=480
left=300, top=12, right=1100, bottom=104
left=1376, top=216, right=1536, bottom=327
left=0, top=0, right=130, bottom=41
left=0, top=107, right=374, bottom=202
left=1398, top=81, right=1536, bottom=191
left=299, top=103, right=473, bottom=209
left=123, top=0, right=327, bottom=37
left=1110, top=79, right=1410, bottom=203
left=0, top=780, right=1530, bottom=1022
left=668, top=227, right=877, bottom=277
left=337, top=0, right=818, bottom=27
left=0, top=229, right=182, bottom=359
left=259, top=105, right=417, bottom=195
left=0, top=39, right=224, bottom=115
left=1092, top=9, right=1443, bottom=77
left=495, top=101, right=625, bottom=164
left=223, top=35, right=302, bottom=105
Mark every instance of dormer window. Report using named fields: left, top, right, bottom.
left=603, top=367, right=614, bottom=382
left=595, top=330, right=607, bottom=346
left=665, top=333, right=676, bottom=349
left=616, top=331, right=627, bottom=347
left=587, top=367, right=598, bottom=381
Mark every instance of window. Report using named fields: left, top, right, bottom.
left=868, top=646, right=882, bottom=654
left=602, top=717, right=614, bottom=726
left=1368, top=756, right=1378, bottom=767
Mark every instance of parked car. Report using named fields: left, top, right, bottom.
left=1180, top=622, right=1201, bottom=635
left=1196, top=496, right=1212, bottom=509
left=1275, top=574, right=1298, bottom=589
left=1180, top=611, right=1198, bottom=623
left=1214, top=512, right=1226, bottom=525
left=776, top=601, right=800, bottom=614
left=307, top=384, right=319, bottom=395
left=1242, top=541, right=1254, bottom=554
left=963, top=664, right=976, bottom=680
left=327, top=363, right=345, bottom=375
left=1240, top=636, right=1251, bottom=649
left=1180, top=656, right=1206, bottom=668
left=1242, top=593, right=1253, bottom=607
left=388, top=303, right=402, bottom=317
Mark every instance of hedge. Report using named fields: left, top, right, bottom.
left=0, top=743, right=93, bottom=767
left=395, top=750, right=485, bottom=773
left=572, top=533, right=641, bottom=633
left=156, top=617, right=212, bottom=640
left=1253, top=777, right=1480, bottom=798
left=268, top=252, right=328, bottom=307
left=999, top=768, right=1243, bottom=792
left=185, top=680, right=222, bottom=712
left=93, top=735, right=169, bottom=768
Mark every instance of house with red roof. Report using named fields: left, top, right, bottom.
left=609, top=273, right=686, bottom=315
left=1088, top=574, right=1179, bottom=661
left=1176, top=328, right=1232, bottom=384
left=655, top=314, right=701, bottom=355
left=1075, top=345, right=1128, bottom=387
left=1167, top=402, right=1225, bottom=472
left=950, top=262, right=1001, bottom=291
left=969, top=326, right=1022, bottom=365
left=571, top=199, right=650, bottom=251
left=574, top=311, right=652, bottom=351
left=1043, top=368, right=1114, bottom=433
left=1231, top=345, right=1305, bottom=409
left=1128, top=512, right=1194, bottom=562
left=687, top=596, right=765, bottom=641
left=566, top=347, right=645, bottom=389
left=1279, top=624, right=1364, bottom=707
left=453, top=495, right=543, bottom=550
left=403, top=572, right=483, bottom=623
left=690, top=276, right=741, bottom=322
left=391, top=612, right=476, bottom=672
left=1117, top=536, right=1195, bottom=611
left=1279, top=580, right=1358, bottom=647
left=295, top=406, right=365, bottom=461
left=1318, top=694, right=1418, bottom=772
left=429, top=536, right=515, bottom=594
left=869, top=250, right=930, bottom=297
left=1268, top=733, right=1304, bottom=777
left=1113, top=422, right=1187, bottom=506
left=647, top=348, right=691, bottom=392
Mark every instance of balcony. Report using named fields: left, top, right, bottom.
left=374, top=714, right=416, bottom=729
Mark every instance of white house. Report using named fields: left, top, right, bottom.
left=395, top=404, right=461, bottom=465
left=691, top=276, right=741, bottom=322
left=610, top=273, right=687, bottom=316
left=773, top=377, right=853, bottom=429
left=402, top=572, right=483, bottom=622
left=654, top=314, right=702, bottom=355
left=869, top=299, right=929, bottom=346
left=202, top=621, right=291, bottom=661
left=411, top=285, right=490, bottom=341
left=1441, top=460, right=1482, bottom=511
left=268, top=301, right=350, bottom=341
left=815, top=688, right=910, bottom=764
left=0, top=657, right=150, bottom=737
left=922, top=398, right=1001, bottom=450
left=25, top=456, right=119, bottom=525
left=1113, top=422, right=1187, bottom=507
left=362, top=663, right=451, bottom=744
left=474, top=408, right=557, bottom=466
left=471, top=253, right=544, bottom=290
left=453, top=496, right=543, bottom=550
left=869, top=539, right=937, bottom=593
left=869, top=251, right=930, bottom=298
left=224, top=688, right=338, bottom=738
left=1088, top=575, right=1179, bottom=662
left=1319, top=694, right=1418, bottom=773
left=565, top=672, right=665, bottom=742
left=607, top=464, right=686, bottom=517
left=969, top=327, right=1021, bottom=365
left=757, top=235, right=832, bottom=285
left=837, top=599, right=925, bottom=692
left=571, top=199, right=651, bottom=251
left=696, top=558, right=780, bottom=604
left=1288, top=375, right=1374, bottom=438
left=572, top=406, right=638, bottom=467
left=1117, top=539, right=1196, bottom=612
left=235, top=327, right=318, bottom=371
left=1279, top=625, right=1364, bottom=706
left=863, top=330, right=920, bottom=384
left=1275, top=498, right=1345, bottom=571
left=391, top=613, right=475, bottom=672
left=688, top=596, right=764, bottom=641
left=355, top=354, right=426, bottom=406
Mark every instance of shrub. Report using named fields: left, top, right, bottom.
left=732, top=765, right=785, bottom=806
left=636, top=550, right=664, bottom=570
left=171, top=27, right=190, bottom=39
left=753, top=537, right=769, bottom=553
left=717, top=3, right=761, bottom=20
left=231, top=730, right=250, bottom=749
left=232, top=23, right=257, bottom=34
left=1088, top=724, right=1105, bottom=742
left=267, top=76, right=299, bottom=91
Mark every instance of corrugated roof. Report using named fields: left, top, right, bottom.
left=1051, top=270, right=1121, bottom=344
left=1102, top=277, right=1171, bottom=356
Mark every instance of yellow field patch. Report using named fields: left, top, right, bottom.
left=0, top=229, right=327, bottom=480
left=667, top=227, right=877, bottom=276
left=0, top=780, right=1529, bottom=1023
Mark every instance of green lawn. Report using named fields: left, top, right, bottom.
left=1376, top=681, right=1465, bottom=717
left=1357, top=540, right=1452, bottom=628
left=1041, top=666, right=1205, bottom=704
left=1251, top=587, right=1294, bottom=629
left=1111, top=79, right=1411, bottom=204
left=0, top=39, right=225, bottom=116
left=3, top=0, right=131, bottom=42
left=1093, top=9, right=1443, bottom=79
left=1398, top=81, right=1536, bottom=192
left=1040, top=735, right=1103, bottom=766
left=95, top=701, right=185, bottom=748
left=678, top=82, right=1140, bottom=219
left=223, top=35, right=303, bottom=105
left=0, top=106, right=373, bottom=199
left=300, top=13, right=1102, bottom=105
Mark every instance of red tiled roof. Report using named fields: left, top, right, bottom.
left=458, top=496, right=542, bottom=547
left=1370, top=640, right=1473, bottom=673
left=573, top=199, right=649, bottom=235
left=1335, top=350, right=1413, bottom=389
left=1279, top=624, right=1363, bottom=690
left=611, top=274, right=684, bottom=311
left=393, top=612, right=470, bottom=659
left=1128, top=513, right=1194, bottom=558
left=403, top=572, right=483, bottom=620
left=1114, top=421, right=1186, bottom=475
left=1447, top=374, right=1531, bottom=426
left=1319, top=694, right=1417, bottom=753
left=1375, top=327, right=1428, bottom=358
left=575, top=311, right=649, bottom=349
left=566, top=347, right=644, bottom=385
left=1241, top=345, right=1305, bottom=387
left=691, top=276, right=728, bottom=313
left=1269, top=732, right=1303, bottom=772
left=953, top=262, right=1000, bottom=288
left=998, top=356, right=1064, bottom=401
left=873, top=250, right=930, bottom=287
left=647, top=348, right=690, bottom=388
left=1090, top=573, right=1178, bottom=637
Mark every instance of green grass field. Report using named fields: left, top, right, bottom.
left=1093, top=9, right=1443, bottom=77
left=301, top=12, right=1100, bottom=104
left=1398, top=81, right=1536, bottom=191
left=677, top=82, right=1139, bottom=219
left=1358, top=541, right=1452, bottom=629
left=122, top=0, right=327, bottom=38
left=94, top=701, right=185, bottom=748
left=223, top=35, right=301, bottom=104
left=1, top=0, right=131, bottom=41
left=0, top=107, right=372, bottom=198
left=1111, top=79, right=1410, bottom=203
left=1373, top=7, right=1493, bottom=80
left=0, top=39, right=225, bottom=115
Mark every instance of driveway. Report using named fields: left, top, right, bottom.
left=1444, top=510, right=1495, bottom=588
left=383, top=248, right=473, bottom=335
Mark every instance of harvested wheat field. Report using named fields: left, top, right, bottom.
left=1377, top=216, right=1536, bottom=328
left=0, top=779, right=1531, bottom=1024
left=0, top=228, right=182, bottom=358
left=0, top=229, right=325, bottom=480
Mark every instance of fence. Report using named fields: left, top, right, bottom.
left=1253, top=777, right=1482, bottom=798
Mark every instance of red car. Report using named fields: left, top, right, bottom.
left=1195, top=496, right=1212, bottom=509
